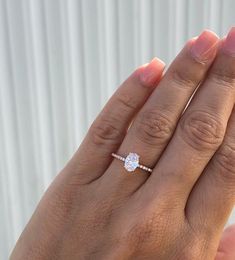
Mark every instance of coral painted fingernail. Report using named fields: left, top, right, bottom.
left=191, top=30, right=219, bottom=61
left=140, top=58, right=165, bottom=86
left=223, top=27, right=235, bottom=55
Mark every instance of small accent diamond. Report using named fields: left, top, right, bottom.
left=124, top=153, right=139, bottom=172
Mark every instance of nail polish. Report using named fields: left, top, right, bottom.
left=140, top=58, right=165, bottom=86
left=191, top=30, right=219, bottom=61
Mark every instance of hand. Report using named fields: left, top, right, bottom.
left=11, top=28, right=235, bottom=260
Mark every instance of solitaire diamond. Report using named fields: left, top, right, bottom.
left=124, top=153, right=139, bottom=172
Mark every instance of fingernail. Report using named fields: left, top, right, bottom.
left=222, top=27, right=235, bottom=55
left=191, top=30, right=219, bottom=61
left=140, top=58, right=165, bottom=86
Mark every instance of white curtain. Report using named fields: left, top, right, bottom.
left=1, top=0, right=235, bottom=258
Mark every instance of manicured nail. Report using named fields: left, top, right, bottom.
left=222, top=27, right=235, bottom=55
left=140, top=57, right=165, bottom=86
left=191, top=30, right=219, bottom=61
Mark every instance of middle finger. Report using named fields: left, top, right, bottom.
left=144, top=28, right=235, bottom=207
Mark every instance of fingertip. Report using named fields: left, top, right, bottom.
left=151, top=57, right=166, bottom=68
left=191, top=29, right=220, bottom=61
left=203, top=29, right=220, bottom=40
left=139, top=57, right=166, bottom=87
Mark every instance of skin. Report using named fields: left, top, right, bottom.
left=10, top=28, right=235, bottom=259
left=216, top=224, right=235, bottom=260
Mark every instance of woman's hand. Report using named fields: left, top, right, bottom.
left=11, top=28, right=235, bottom=260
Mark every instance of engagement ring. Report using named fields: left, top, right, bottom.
left=111, top=152, right=153, bottom=173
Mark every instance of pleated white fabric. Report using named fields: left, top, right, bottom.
left=1, top=0, right=235, bottom=258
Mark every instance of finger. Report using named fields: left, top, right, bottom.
left=215, top=224, right=235, bottom=260
left=185, top=28, right=235, bottom=233
left=186, top=106, right=235, bottom=232
left=142, top=28, right=235, bottom=206
left=103, top=30, right=219, bottom=193
left=62, top=58, right=165, bottom=184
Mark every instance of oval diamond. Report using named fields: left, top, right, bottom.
left=124, top=153, right=139, bottom=172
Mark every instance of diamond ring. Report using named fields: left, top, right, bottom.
left=111, top=152, right=153, bottom=173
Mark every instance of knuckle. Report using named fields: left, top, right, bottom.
left=89, top=91, right=139, bottom=147
left=136, top=109, right=173, bottom=146
left=116, top=91, right=139, bottom=111
left=213, top=143, right=235, bottom=176
left=208, top=69, right=235, bottom=90
left=90, top=117, right=123, bottom=146
left=180, top=111, right=225, bottom=152
left=169, top=68, right=197, bottom=89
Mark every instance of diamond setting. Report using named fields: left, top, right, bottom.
left=124, top=153, right=139, bottom=172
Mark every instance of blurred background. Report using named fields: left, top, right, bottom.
left=1, top=0, right=235, bottom=258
